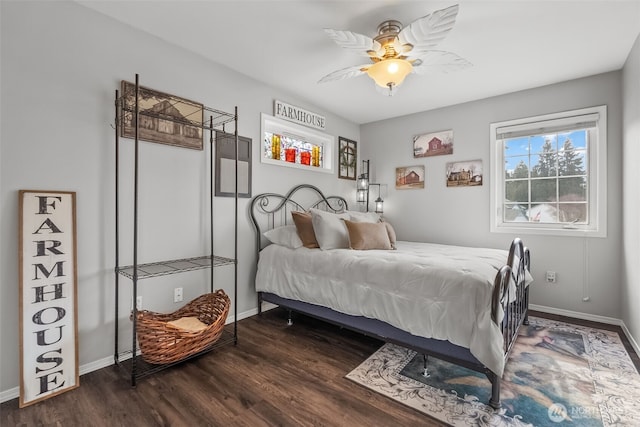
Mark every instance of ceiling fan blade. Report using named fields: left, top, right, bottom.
left=411, top=51, right=472, bottom=74
left=318, top=64, right=369, bottom=83
left=324, top=28, right=382, bottom=57
left=398, top=4, right=459, bottom=56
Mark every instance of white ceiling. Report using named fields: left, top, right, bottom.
left=78, top=1, right=640, bottom=124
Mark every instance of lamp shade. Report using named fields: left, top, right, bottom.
left=357, top=176, right=369, bottom=190
left=374, top=197, right=384, bottom=214
left=357, top=189, right=367, bottom=203
left=366, top=59, right=413, bottom=89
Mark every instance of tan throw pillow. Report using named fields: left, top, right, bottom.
left=383, top=221, right=397, bottom=249
left=166, top=316, right=208, bottom=332
left=291, top=211, right=319, bottom=248
left=344, top=219, right=392, bottom=250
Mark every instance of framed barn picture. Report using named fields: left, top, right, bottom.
left=19, top=190, right=79, bottom=407
left=413, top=129, right=453, bottom=158
left=120, top=80, right=204, bottom=150
left=395, top=165, right=425, bottom=189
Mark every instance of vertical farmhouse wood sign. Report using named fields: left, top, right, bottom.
left=19, top=190, right=79, bottom=408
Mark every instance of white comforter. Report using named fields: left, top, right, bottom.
left=255, top=240, right=532, bottom=376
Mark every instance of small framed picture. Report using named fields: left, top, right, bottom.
left=120, top=81, right=204, bottom=150
left=338, top=137, right=357, bottom=180
left=446, top=159, right=483, bottom=187
left=396, top=165, right=425, bottom=189
left=413, top=130, right=453, bottom=158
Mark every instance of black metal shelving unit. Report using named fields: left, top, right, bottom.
left=113, top=74, right=238, bottom=385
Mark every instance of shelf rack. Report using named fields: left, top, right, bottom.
left=114, top=74, right=238, bottom=385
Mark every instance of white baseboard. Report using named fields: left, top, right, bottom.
left=530, top=304, right=640, bottom=357
left=0, top=387, right=19, bottom=405
left=0, top=307, right=258, bottom=404
left=529, top=304, right=623, bottom=325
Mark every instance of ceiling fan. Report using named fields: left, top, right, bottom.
left=318, top=4, right=471, bottom=96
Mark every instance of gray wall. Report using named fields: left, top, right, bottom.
left=622, top=34, right=640, bottom=346
left=0, top=1, right=359, bottom=396
left=361, top=72, right=623, bottom=320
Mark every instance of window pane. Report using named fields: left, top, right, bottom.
left=505, top=180, right=529, bottom=203
left=558, top=203, right=587, bottom=223
left=529, top=203, right=558, bottom=223
left=505, top=156, right=529, bottom=179
left=559, top=177, right=587, bottom=201
left=504, top=203, right=528, bottom=222
left=559, top=130, right=587, bottom=150
left=559, top=149, right=586, bottom=176
left=531, top=152, right=558, bottom=177
left=558, top=130, right=587, bottom=176
left=264, top=132, right=274, bottom=159
left=530, top=135, right=556, bottom=154
left=531, top=179, right=557, bottom=202
left=505, top=137, right=530, bottom=156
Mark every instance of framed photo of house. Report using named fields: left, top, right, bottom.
left=338, top=137, right=357, bottom=180
left=120, top=81, right=204, bottom=150
left=396, top=165, right=425, bottom=189
left=446, top=159, right=483, bottom=187
left=19, top=190, right=79, bottom=408
left=215, top=130, right=252, bottom=198
left=413, top=129, right=453, bottom=158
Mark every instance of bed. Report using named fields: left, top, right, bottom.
left=250, top=184, right=531, bottom=409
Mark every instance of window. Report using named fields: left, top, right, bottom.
left=490, top=106, right=607, bottom=237
left=260, top=113, right=334, bottom=173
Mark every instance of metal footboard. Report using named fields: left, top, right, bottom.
left=488, top=237, right=531, bottom=408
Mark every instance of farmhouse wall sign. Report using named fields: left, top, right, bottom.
left=274, top=99, right=326, bottom=130
left=19, top=190, right=79, bottom=407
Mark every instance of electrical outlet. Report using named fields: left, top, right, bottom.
left=136, top=296, right=143, bottom=310
left=545, top=271, right=557, bottom=283
left=174, top=287, right=183, bottom=303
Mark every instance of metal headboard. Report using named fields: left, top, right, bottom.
left=249, top=184, right=349, bottom=252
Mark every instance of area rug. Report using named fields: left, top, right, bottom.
left=346, top=317, right=640, bottom=426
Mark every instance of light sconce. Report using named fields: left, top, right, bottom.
left=356, top=160, right=384, bottom=214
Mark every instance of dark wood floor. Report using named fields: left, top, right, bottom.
left=2, top=309, right=638, bottom=426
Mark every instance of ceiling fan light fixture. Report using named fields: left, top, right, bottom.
left=366, top=58, right=413, bottom=92
left=320, top=5, right=470, bottom=95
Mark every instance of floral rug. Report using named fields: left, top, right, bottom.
left=346, top=317, right=640, bottom=426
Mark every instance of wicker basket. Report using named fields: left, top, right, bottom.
left=135, top=290, right=230, bottom=365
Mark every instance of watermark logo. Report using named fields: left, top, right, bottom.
left=548, top=403, right=568, bottom=423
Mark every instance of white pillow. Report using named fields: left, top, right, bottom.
left=346, top=210, right=381, bottom=223
left=263, top=225, right=303, bottom=249
left=309, top=208, right=350, bottom=250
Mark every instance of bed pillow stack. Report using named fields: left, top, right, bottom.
left=263, top=209, right=397, bottom=251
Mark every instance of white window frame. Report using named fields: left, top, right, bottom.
left=489, top=105, right=607, bottom=237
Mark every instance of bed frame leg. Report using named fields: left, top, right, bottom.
left=421, top=354, right=431, bottom=378
left=287, top=310, right=293, bottom=326
left=488, top=371, right=502, bottom=409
